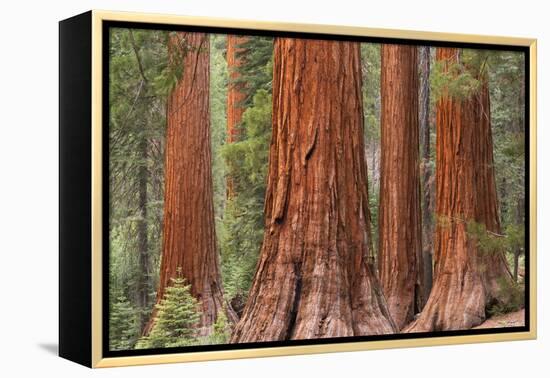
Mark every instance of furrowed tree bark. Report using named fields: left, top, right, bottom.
left=418, top=45, right=434, bottom=307
left=231, top=38, right=396, bottom=343
left=144, top=32, right=236, bottom=336
left=226, top=35, right=249, bottom=198
left=406, top=48, right=512, bottom=332
left=378, top=44, right=423, bottom=330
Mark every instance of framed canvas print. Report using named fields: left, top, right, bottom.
left=59, top=10, right=537, bottom=368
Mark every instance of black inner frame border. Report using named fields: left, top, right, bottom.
left=102, top=19, right=531, bottom=359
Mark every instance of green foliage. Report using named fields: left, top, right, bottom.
left=461, top=49, right=491, bottom=73
left=466, top=221, right=506, bottom=256
left=503, top=223, right=525, bottom=255
left=199, top=309, right=232, bottom=345
left=430, top=49, right=506, bottom=104
left=215, top=36, right=274, bottom=305
left=361, top=43, right=381, bottom=143
left=210, top=34, right=229, bottom=225
left=489, top=51, right=526, bottom=226
left=151, top=32, right=199, bottom=96
left=109, top=291, right=140, bottom=351
left=136, top=274, right=202, bottom=349
left=220, top=89, right=272, bottom=301
left=487, top=277, right=525, bottom=316
left=429, top=49, right=501, bottom=104
left=430, top=59, right=480, bottom=102
left=367, top=189, right=380, bottom=258
left=153, top=65, right=179, bottom=97
left=360, top=44, right=381, bottom=256
left=462, top=220, right=525, bottom=259
left=109, top=27, right=170, bottom=350
left=234, top=37, right=274, bottom=106
left=489, top=50, right=526, bottom=279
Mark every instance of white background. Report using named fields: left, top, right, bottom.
left=0, top=0, right=547, bottom=376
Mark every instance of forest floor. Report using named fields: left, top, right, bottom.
left=474, top=309, right=525, bottom=329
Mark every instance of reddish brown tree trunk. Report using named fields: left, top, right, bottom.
left=406, top=48, right=512, bottom=332
left=226, top=35, right=248, bottom=143
left=226, top=35, right=249, bottom=198
left=144, top=32, right=236, bottom=336
left=378, top=44, right=423, bottom=330
left=231, top=38, right=396, bottom=343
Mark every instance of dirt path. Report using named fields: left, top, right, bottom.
left=473, top=309, right=525, bottom=329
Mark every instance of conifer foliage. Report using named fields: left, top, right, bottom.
left=219, top=39, right=273, bottom=314
left=137, top=275, right=201, bottom=348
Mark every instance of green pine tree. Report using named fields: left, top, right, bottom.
left=199, top=309, right=232, bottom=345
left=136, top=274, right=202, bottom=349
left=109, top=291, right=140, bottom=351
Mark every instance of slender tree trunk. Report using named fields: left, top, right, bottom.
left=226, top=35, right=248, bottom=143
left=418, top=45, right=434, bottom=308
left=406, top=48, right=512, bottom=332
left=512, top=198, right=524, bottom=283
left=128, top=30, right=155, bottom=331
left=136, top=135, right=151, bottom=330
left=512, top=192, right=524, bottom=283
left=513, top=71, right=526, bottom=283
left=144, top=32, right=236, bottom=336
left=226, top=35, right=249, bottom=198
left=231, top=38, right=396, bottom=343
left=378, top=44, right=422, bottom=330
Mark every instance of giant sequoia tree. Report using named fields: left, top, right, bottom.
left=378, top=44, right=423, bottom=330
left=145, top=32, right=236, bottom=336
left=231, top=38, right=396, bottom=342
left=407, top=48, right=512, bottom=332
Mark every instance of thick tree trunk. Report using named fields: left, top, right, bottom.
left=406, top=48, right=512, bottom=332
left=226, top=35, right=249, bottom=198
left=144, top=32, right=236, bottom=336
left=378, top=44, right=423, bottom=330
left=418, top=45, right=433, bottom=308
left=231, top=38, right=396, bottom=343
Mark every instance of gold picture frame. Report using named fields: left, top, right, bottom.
left=59, top=9, right=537, bottom=368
